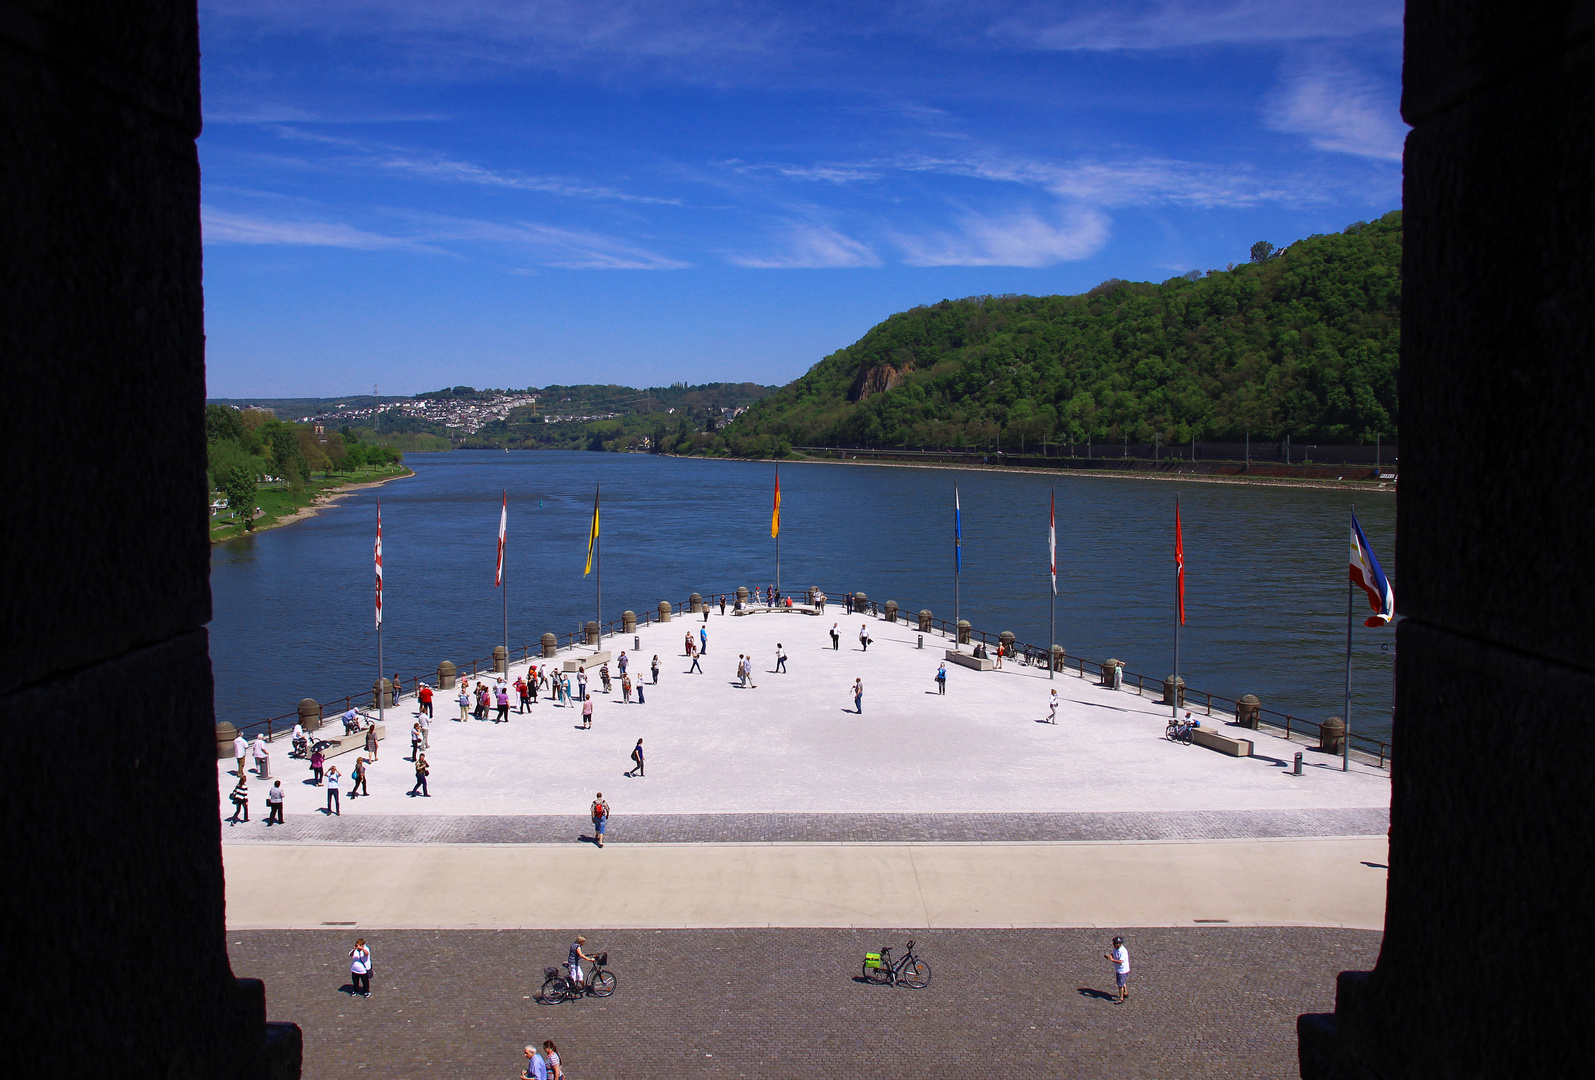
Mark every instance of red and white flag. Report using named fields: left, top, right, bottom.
left=496, top=492, right=507, bottom=587
left=1048, top=488, right=1057, bottom=596
left=1174, top=500, right=1186, bottom=626
left=374, top=501, right=384, bottom=628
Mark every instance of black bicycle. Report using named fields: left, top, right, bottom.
left=861, top=939, right=931, bottom=988
left=538, top=953, right=616, bottom=1003
left=1165, top=717, right=1197, bottom=744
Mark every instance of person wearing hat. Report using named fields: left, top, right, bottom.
left=1105, top=936, right=1131, bottom=1003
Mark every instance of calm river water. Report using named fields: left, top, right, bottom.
left=210, top=451, right=1398, bottom=742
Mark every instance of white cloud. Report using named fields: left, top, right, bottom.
left=1266, top=62, right=1405, bottom=161
left=377, top=153, right=682, bottom=204
left=202, top=207, right=429, bottom=250
left=728, top=223, right=880, bottom=268
left=990, top=0, right=1402, bottom=52
left=894, top=206, right=1110, bottom=267
left=900, top=153, right=1293, bottom=209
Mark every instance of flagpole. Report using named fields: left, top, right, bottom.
left=1049, top=485, right=1056, bottom=681
left=596, top=485, right=602, bottom=644
left=1343, top=506, right=1354, bottom=772
left=774, top=464, right=781, bottom=596
left=376, top=500, right=384, bottom=730
left=502, top=490, right=508, bottom=673
left=1172, top=496, right=1180, bottom=718
left=953, top=483, right=961, bottom=652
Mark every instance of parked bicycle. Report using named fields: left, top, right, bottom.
left=1165, top=717, right=1199, bottom=744
left=538, top=952, right=617, bottom=1003
left=860, top=939, right=931, bottom=988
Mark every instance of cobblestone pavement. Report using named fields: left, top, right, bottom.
left=233, top=926, right=1378, bottom=1078
left=220, top=806, right=1388, bottom=845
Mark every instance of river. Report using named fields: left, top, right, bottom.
left=210, top=451, right=1398, bottom=743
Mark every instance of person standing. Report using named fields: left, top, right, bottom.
left=418, top=708, right=430, bottom=750
left=350, top=756, right=369, bottom=798
left=251, top=733, right=269, bottom=777
left=410, top=752, right=429, bottom=797
left=410, top=722, right=423, bottom=761
left=651, top=654, right=660, bottom=683
left=699, top=626, right=708, bottom=655
left=418, top=682, right=433, bottom=719
left=581, top=696, right=594, bottom=729
left=265, top=780, right=284, bottom=825
left=576, top=667, right=587, bottom=702
left=232, top=732, right=248, bottom=778
left=1047, top=689, right=1059, bottom=724
left=590, top=796, right=609, bottom=847
left=935, top=661, right=947, bottom=695
left=542, top=1040, right=564, bottom=1080
left=775, top=643, right=787, bottom=673
left=348, top=939, right=372, bottom=997
left=364, top=723, right=379, bottom=762
left=1105, top=936, right=1130, bottom=1003
left=719, top=594, right=726, bottom=616
left=859, top=624, right=871, bottom=652
left=522, top=1045, right=548, bottom=1080
left=457, top=685, right=470, bottom=721
left=635, top=677, right=644, bottom=705
left=324, top=765, right=341, bottom=815
left=829, top=623, right=840, bottom=650
left=515, top=675, right=529, bottom=713
left=310, top=747, right=325, bottom=785
left=618, top=651, right=628, bottom=678
left=621, top=673, right=632, bottom=704
left=852, top=677, right=864, bottom=714
left=625, top=739, right=645, bottom=778
left=227, top=776, right=249, bottom=823
left=495, top=683, right=510, bottom=722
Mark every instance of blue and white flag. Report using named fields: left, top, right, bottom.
left=1350, top=512, right=1394, bottom=627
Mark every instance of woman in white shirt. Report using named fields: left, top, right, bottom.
left=348, top=939, right=372, bottom=997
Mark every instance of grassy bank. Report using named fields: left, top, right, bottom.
left=209, top=464, right=412, bottom=543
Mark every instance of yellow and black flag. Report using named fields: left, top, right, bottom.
left=584, top=485, right=600, bottom=575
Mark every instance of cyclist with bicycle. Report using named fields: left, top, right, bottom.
left=567, top=935, right=595, bottom=989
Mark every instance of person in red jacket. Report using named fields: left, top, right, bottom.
left=417, top=682, right=433, bottom=718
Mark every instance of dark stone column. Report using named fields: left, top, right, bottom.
left=0, top=2, right=298, bottom=1074
left=1300, top=4, right=1595, bottom=1076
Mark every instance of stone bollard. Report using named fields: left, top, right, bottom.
left=884, top=600, right=898, bottom=623
left=493, top=645, right=508, bottom=674
left=1102, top=659, right=1122, bottom=687
left=957, top=620, right=971, bottom=644
left=854, top=591, right=867, bottom=613
left=999, top=631, right=1016, bottom=655
left=657, top=601, right=672, bottom=623
left=541, top=633, right=558, bottom=659
left=215, top=721, right=239, bottom=761
left=1319, top=715, right=1347, bottom=754
left=736, top=586, right=749, bottom=607
left=1236, top=694, right=1261, bottom=729
left=690, top=592, right=703, bottom=613
left=1051, top=645, right=1066, bottom=671
left=437, top=660, right=457, bottom=689
left=372, top=678, right=393, bottom=709
left=622, top=610, right=637, bottom=633
left=1162, top=675, right=1186, bottom=707
left=584, top=621, right=600, bottom=645
left=298, top=697, right=322, bottom=732
left=918, top=609, right=933, bottom=633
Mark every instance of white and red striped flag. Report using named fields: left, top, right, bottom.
left=374, top=501, right=384, bottom=627
left=1048, top=488, right=1057, bottom=596
left=496, top=492, right=507, bottom=587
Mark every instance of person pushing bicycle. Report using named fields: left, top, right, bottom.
left=568, top=935, right=595, bottom=988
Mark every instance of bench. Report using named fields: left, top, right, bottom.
left=562, top=651, right=611, bottom=672
left=1192, top=727, right=1252, bottom=757
left=732, top=605, right=818, bottom=616
left=943, top=649, right=994, bottom=672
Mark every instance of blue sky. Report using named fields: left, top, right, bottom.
left=199, top=1, right=1405, bottom=397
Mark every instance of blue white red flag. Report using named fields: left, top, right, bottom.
left=496, top=492, right=507, bottom=587
left=954, top=485, right=962, bottom=575
left=374, top=502, right=383, bottom=628
left=1350, top=512, right=1394, bottom=627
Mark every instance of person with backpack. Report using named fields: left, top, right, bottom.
left=350, top=756, right=369, bottom=798
left=590, top=794, right=610, bottom=847
left=625, top=739, right=645, bottom=778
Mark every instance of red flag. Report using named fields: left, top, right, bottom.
left=1048, top=488, right=1056, bottom=596
left=374, top=501, right=384, bottom=628
left=496, top=492, right=507, bottom=587
left=1174, top=500, right=1185, bottom=626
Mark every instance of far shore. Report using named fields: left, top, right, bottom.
left=212, top=468, right=413, bottom=544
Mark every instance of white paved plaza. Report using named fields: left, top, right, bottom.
left=220, top=606, right=1390, bottom=818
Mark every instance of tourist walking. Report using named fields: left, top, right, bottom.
left=935, top=661, right=947, bottom=694
left=324, top=765, right=341, bottom=815
left=719, top=594, right=726, bottom=616
left=410, top=753, right=429, bottom=797
left=736, top=654, right=747, bottom=687
left=265, top=780, right=284, bottom=825
left=310, top=747, right=325, bottom=785
left=618, top=651, right=628, bottom=677
left=1047, top=689, right=1059, bottom=724
left=684, top=631, right=694, bottom=656
left=364, top=723, right=379, bottom=762
left=227, top=777, right=249, bottom=823
left=651, top=654, right=660, bottom=683
left=744, top=654, right=757, bottom=688
left=775, top=643, right=787, bottom=673
left=599, top=663, right=612, bottom=694
left=590, top=796, right=609, bottom=847
left=626, top=739, right=645, bottom=777
left=233, top=732, right=248, bottom=777
left=350, top=756, right=369, bottom=797
left=829, top=623, right=840, bottom=650
left=1106, top=936, right=1130, bottom=1003
left=522, top=1045, right=548, bottom=1080
left=859, top=623, right=871, bottom=651
left=348, top=939, right=372, bottom=997
left=688, top=643, right=703, bottom=674
left=418, top=682, right=433, bottom=718
left=581, top=696, right=594, bottom=729
left=542, top=1040, right=564, bottom=1080
left=852, top=677, right=864, bottom=714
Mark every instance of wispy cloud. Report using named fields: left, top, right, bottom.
left=894, top=206, right=1110, bottom=267
left=377, top=153, right=681, bottom=204
left=989, top=0, right=1402, bottom=52
left=901, top=152, right=1293, bottom=208
left=202, top=207, right=433, bottom=250
left=728, top=223, right=880, bottom=268
left=1266, top=60, right=1405, bottom=161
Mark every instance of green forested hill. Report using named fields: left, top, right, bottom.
left=715, top=212, right=1400, bottom=456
